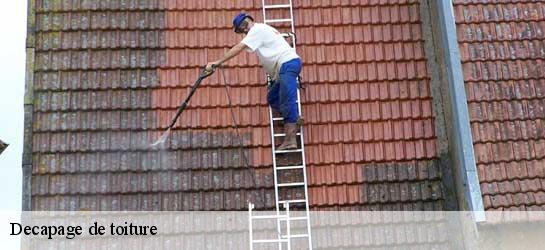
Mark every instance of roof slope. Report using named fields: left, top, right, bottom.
left=454, top=0, right=545, bottom=210
left=159, top=0, right=446, bottom=210
left=28, top=0, right=447, bottom=210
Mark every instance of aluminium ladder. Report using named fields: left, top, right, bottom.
left=249, top=1, right=312, bottom=250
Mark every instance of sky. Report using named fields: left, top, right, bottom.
left=0, top=0, right=26, bottom=211
left=0, top=2, right=27, bottom=248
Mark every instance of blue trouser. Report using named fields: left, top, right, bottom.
left=267, top=58, right=302, bottom=123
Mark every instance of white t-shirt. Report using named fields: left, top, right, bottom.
left=241, top=23, right=299, bottom=78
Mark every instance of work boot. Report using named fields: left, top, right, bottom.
left=277, top=123, right=298, bottom=150
left=296, top=116, right=304, bottom=127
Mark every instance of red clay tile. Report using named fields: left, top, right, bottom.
left=384, top=141, right=396, bottom=161
left=414, top=140, right=426, bottom=159
left=386, top=62, right=397, bottom=80
left=425, top=139, right=437, bottom=159
left=421, top=100, right=433, bottom=118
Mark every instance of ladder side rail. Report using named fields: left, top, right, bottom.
left=261, top=0, right=267, bottom=26
left=249, top=203, right=254, bottom=250
left=268, top=100, right=284, bottom=250
left=296, top=87, right=313, bottom=249
left=287, top=3, right=311, bottom=247
left=288, top=0, right=295, bottom=36
left=285, top=202, right=291, bottom=250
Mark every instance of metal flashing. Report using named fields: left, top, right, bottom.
left=435, top=0, right=485, bottom=221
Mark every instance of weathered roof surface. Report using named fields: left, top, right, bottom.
left=0, top=139, right=7, bottom=155
left=161, top=0, right=446, bottom=210
left=453, top=1, right=545, bottom=210
left=29, top=0, right=448, bottom=211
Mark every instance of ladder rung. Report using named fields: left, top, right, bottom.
left=275, top=149, right=303, bottom=154
left=273, top=132, right=301, bottom=137
left=279, top=199, right=306, bottom=203
left=264, top=4, right=291, bottom=9
left=276, top=165, right=304, bottom=170
left=282, top=234, right=309, bottom=238
left=279, top=216, right=308, bottom=221
left=253, top=239, right=289, bottom=244
left=277, top=182, right=305, bottom=187
left=265, top=19, right=293, bottom=23
left=272, top=117, right=283, bottom=121
left=251, top=215, right=287, bottom=220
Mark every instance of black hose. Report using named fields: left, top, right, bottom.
left=218, top=65, right=262, bottom=206
left=166, top=68, right=215, bottom=129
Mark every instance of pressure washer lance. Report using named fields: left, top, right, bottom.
left=150, top=66, right=216, bottom=147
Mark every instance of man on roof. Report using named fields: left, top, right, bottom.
left=206, top=13, right=303, bottom=150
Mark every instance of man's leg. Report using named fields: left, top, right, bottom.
left=277, top=58, right=302, bottom=150
left=278, top=59, right=302, bottom=123
left=267, top=81, right=281, bottom=111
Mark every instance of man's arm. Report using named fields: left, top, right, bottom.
left=205, top=43, right=248, bottom=71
